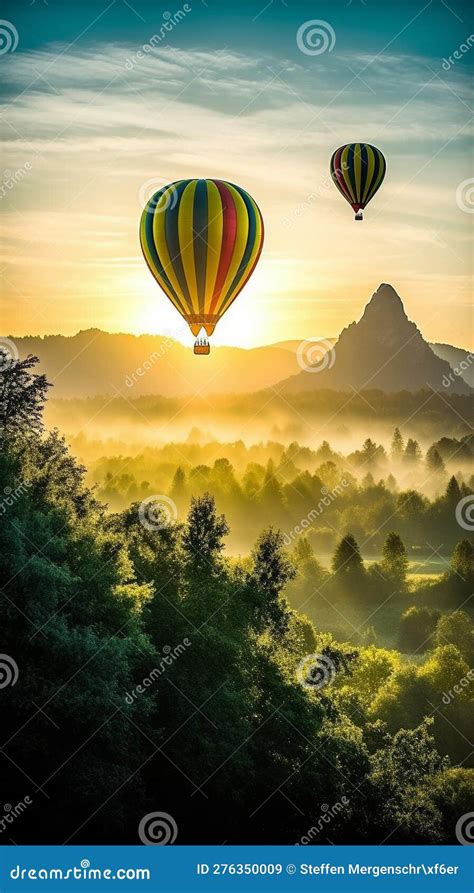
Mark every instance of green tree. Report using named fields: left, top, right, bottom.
left=182, top=492, right=229, bottom=572
left=369, top=720, right=447, bottom=843
left=450, top=539, right=474, bottom=583
left=248, top=528, right=295, bottom=636
left=425, top=445, right=445, bottom=472
left=404, top=438, right=422, bottom=464
left=432, top=768, right=474, bottom=843
left=0, top=353, right=49, bottom=442
left=390, top=427, right=404, bottom=459
left=170, top=465, right=186, bottom=503
left=381, top=532, right=409, bottom=587
left=399, top=606, right=440, bottom=652
left=332, top=533, right=364, bottom=576
left=434, top=610, right=474, bottom=663
left=445, top=475, right=462, bottom=506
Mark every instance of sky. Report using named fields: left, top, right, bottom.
left=1, top=0, right=473, bottom=349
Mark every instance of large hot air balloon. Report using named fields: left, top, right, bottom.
left=140, top=179, right=264, bottom=354
left=330, top=143, right=386, bottom=220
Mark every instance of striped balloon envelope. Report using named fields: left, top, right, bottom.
left=330, top=143, right=386, bottom=220
left=140, top=179, right=264, bottom=354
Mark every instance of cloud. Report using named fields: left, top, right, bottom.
left=1, top=41, right=471, bottom=344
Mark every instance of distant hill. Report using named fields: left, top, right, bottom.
left=279, top=284, right=472, bottom=396
left=270, top=338, right=472, bottom=388
left=268, top=339, right=336, bottom=354
left=430, top=342, right=473, bottom=388
left=7, top=331, right=299, bottom=399
left=4, top=284, right=471, bottom=398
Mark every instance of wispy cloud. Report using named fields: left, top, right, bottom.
left=1, top=42, right=472, bottom=347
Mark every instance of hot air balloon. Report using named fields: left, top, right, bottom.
left=330, top=143, right=386, bottom=220
left=140, top=179, right=264, bottom=354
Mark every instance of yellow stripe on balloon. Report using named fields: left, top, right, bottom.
left=153, top=186, right=187, bottom=309
left=362, top=145, right=376, bottom=204
left=140, top=203, right=184, bottom=316
left=203, top=180, right=223, bottom=314
left=341, top=145, right=356, bottom=203
left=366, top=150, right=385, bottom=202
left=354, top=143, right=362, bottom=202
left=223, top=196, right=262, bottom=311
left=213, top=182, right=249, bottom=316
left=178, top=180, right=199, bottom=315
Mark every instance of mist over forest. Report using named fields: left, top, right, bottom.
left=1, top=283, right=472, bottom=845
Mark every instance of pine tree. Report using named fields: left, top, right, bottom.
left=445, top=475, right=462, bottom=505
left=404, top=438, right=422, bottom=463
left=332, top=533, right=364, bottom=576
left=391, top=427, right=404, bottom=459
left=170, top=465, right=186, bottom=500
left=426, top=446, right=445, bottom=472
left=182, top=492, right=229, bottom=571
left=249, top=527, right=295, bottom=636
left=381, top=531, right=409, bottom=586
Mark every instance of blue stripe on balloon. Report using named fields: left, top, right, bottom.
left=165, top=179, right=192, bottom=307
left=142, top=189, right=187, bottom=316
left=193, top=179, right=208, bottom=315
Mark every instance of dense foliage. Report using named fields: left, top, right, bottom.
left=67, top=431, right=474, bottom=559
left=1, top=355, right=472, bottom=845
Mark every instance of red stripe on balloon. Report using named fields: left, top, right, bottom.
left=209, top=180, right=237, bottom=314
left=332, top=148, right=353, bottom=204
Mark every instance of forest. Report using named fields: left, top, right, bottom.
left=0, top=353, right=473, bottom=846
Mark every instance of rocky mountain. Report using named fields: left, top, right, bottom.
left=279, top=284, right=471, bottom=396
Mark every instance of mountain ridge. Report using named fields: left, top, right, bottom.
left=3, top=284, right=471, bottom=398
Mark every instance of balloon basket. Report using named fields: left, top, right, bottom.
left=355, top=211, right=363, bottom=221
left=194, top=339, right=210, bottom=355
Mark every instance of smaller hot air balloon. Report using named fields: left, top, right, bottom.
left=330, top=143, right=386, bottom=220
left=140, top=179, right=264, bottom=354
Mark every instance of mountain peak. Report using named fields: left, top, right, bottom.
left=373, top=282, right=402, bottom=302
left=363, top=283, right=407, bottom=320
left=281, top=283, right=471, bottom=396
